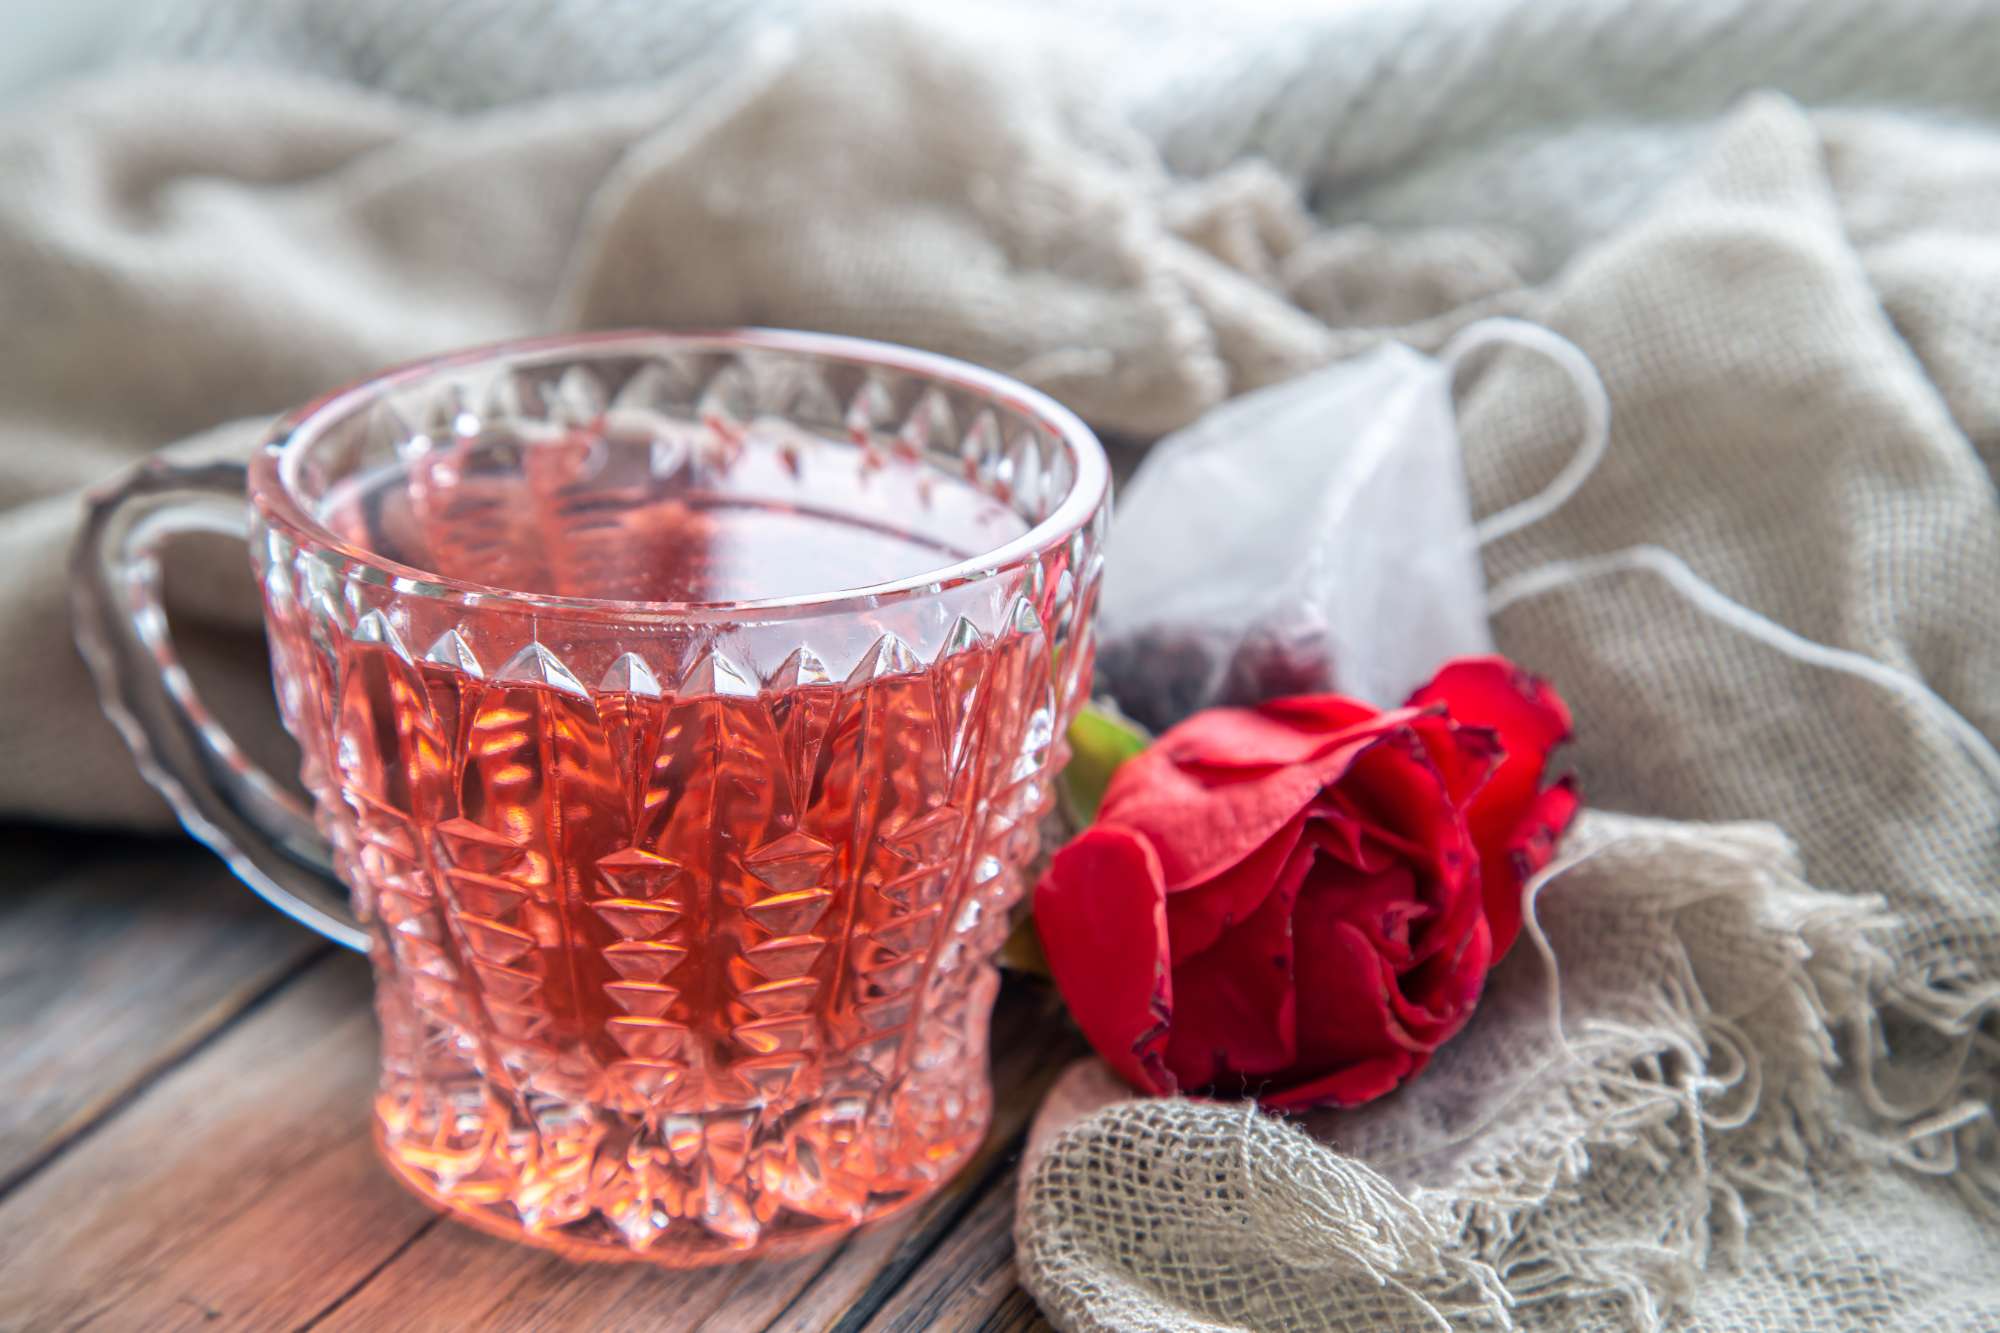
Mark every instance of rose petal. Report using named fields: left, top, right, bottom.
left=1410, top=657, right=1573, bottom=760
left=1300, top=857, right=1426, bottom=969
left=1414, top=714, right=1506, bottom=812
left=1514, top=776, right=1582, bottom=876
left=1101, top=710, right=1429, bottom=891
left=1304, top=796, right=1400, bottom=873
left=1337, top=724, right=1480, bottom=968
left=1409, top=657, right=1575, bottom=957
left=1164, top=812, right=1308, bottom=965
left=1034, top=827, right=1175, bottom=1094
left=1339, top=721, right=1470, bottom=862
left=1263, top=1052, right=1426, bottom=1113
left=1096, top=754, right=1325, bottom=892
left=1308, top=794, right=1429, bottom=871
left=1487, top=776, right=1583, bottom=952
left=1146, top=695, right=1382, bottom=772
left=1380, top=914, right=1491, bottom=1048
left=1162, top=842, right=1308, bottom=1091
left=1290, top=912, right=1419, bottom=1071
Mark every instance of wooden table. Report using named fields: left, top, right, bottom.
left=0, top=825, right=1083, bottom=1330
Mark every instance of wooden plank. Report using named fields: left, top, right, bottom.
left=311, top=1218, right=831, bottom=1333
left=760, top=982, right=1083, bottom=1333
left=0, top=954, right=437, bottom=1331
left=0, top=835, right=328, bottom=1193
left=858, top=1169, right=1051, bottom=1333
left=976, top=1285, right=1057, bottom=1332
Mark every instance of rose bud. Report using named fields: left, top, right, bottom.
left=1034, top=656, right=1579, bottom=1111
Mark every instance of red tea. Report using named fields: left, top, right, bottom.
left=264, top=424, right=1079, bottom=1262
left=326, top=416, right=1031, bottom=603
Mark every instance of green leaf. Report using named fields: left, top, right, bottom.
left=1058, top=703, right=1151, bottom=826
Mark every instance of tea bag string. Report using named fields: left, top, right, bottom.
left=1441, top=317, right=1613, bottom=549
left=1446, top=319, right=2000, bottom=794
left=1488, top=545, right=2000, bottom=795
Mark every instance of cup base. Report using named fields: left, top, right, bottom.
left=373, top=1104, right=988, bottom=1268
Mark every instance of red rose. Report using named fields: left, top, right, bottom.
left=1034, top=657, right=1580, bottom=1111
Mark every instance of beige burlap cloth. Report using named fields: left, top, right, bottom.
left=3, top=7, right=1995, bottom=1327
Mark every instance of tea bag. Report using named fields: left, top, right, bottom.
left=1095, top=319, right=1608, bottom=729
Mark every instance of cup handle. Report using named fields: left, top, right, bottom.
left=71, top=456, right=367, bottom=951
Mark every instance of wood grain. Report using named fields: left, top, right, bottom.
left=0, top=955, right=436, bottom=1331
left=859, top=1170, right=1051, bottom=1332
left=311, top=1212, right=832, bottom=1332
left=0, top=835, right=326, bottom=1194
left=971, top=1285, right=1056, bottom=1333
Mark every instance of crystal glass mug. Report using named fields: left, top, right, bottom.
left=72, top=330, right=1109, bottom=1265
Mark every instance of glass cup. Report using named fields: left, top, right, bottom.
left=73, top=330, right=1109, bottom=1265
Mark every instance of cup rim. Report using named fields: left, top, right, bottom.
left=251, top=328, right=1109, bottom=623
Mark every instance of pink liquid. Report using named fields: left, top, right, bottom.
left=268, top=426, right=1072, bottom=1263
left=321, top=420, right=1029, bottom=603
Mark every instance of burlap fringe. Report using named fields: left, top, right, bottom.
left=1423, top=824, right=1996, bottom=1329
left=1018, top=815, right=1999, bottom=1331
